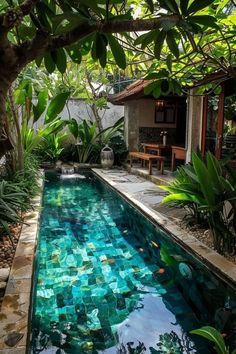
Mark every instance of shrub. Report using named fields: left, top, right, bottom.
left=35, top=132, right=67, bottom=163
left=160, top=152, right=236, bottom=255
left=0, top=180, right=28, bottom=235
left=12, top=153, right=41, bottom=205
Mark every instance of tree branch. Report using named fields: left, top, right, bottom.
left=20, top=14, right=180, bottom=65
left=0, top=0, right=39, bottom=31
left=19, top=0, right=40, bottom=17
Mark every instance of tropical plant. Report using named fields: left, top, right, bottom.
left=109, top=135, right=128, bottom=166
left=160, top=151, right=236, bottom=255
left=99, top=117, right=124, bottom=145
left=190, top=326, right=236, bottom=354
left=0, top=180, right=28, bottom=235
left=67, top=117, right=125, bottom=163
left=67, top=119, right=99, bottom=163
left=36, top=132, right=67, bottom=162
left=7, top=79, right=69, bottom=171
left=12, top=153, right=41, bottom=205
left=21, top=118, right=65, bottom=154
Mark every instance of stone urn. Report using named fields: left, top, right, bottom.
left=100, top=145, right=114, bottom=169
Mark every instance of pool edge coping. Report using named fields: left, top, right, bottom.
left=0, top=172, right=44, bottom=354
left=92, top=168, right=236, bottom=290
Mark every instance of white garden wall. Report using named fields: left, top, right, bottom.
left=33, top=98, right=124, bottom=130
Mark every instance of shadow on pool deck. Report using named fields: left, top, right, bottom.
left=95, top=166, right=185, bottom=223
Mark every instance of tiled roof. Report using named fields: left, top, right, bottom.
left=108, top=80, right=151, bottom=105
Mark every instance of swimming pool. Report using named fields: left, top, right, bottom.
left=30, top=171, right=236, bottom=353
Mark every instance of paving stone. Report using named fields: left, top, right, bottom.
left=0, top=281, right=6, bottom=290
left=4, top=333, right=24, bottom=348
left=5, top=279, right=32, bottom=295
left=0, top=347, right=26, bottom=354
left=0, top=268, right=10, bottom=282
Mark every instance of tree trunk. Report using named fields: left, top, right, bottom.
left=0, top=86, right=13, bottom=159
left=0, top=45, right=24, bottom=156
left=8, top=86, right=24, bottom=171
left=91, top=103, right=103, bottom=134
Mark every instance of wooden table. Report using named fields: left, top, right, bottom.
left=171, top=146, right=186, bottom=171
left=142, top=143, right=172, bottom=156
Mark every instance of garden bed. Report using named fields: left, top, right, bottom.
left=180, top=223, right=236, bottom=266
left=0, top=224, right=22, bottom=308
left=0, top=224, right=22, bottom=268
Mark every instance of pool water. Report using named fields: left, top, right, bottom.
left=31, top=172, right=236, bottom=353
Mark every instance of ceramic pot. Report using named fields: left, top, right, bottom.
left=101, top=145, right=114, bottom=169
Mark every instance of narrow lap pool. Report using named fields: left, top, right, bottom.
left=30, top=171, right=236, bottom=353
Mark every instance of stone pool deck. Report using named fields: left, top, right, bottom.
left=93, top=168, right=236, bottom=288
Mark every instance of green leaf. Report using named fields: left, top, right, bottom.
left=45, top=92, right=70, bottom=124
left=192, top=152, right=215, bottom=207
left=66, top=43, right=82, bottom=64
left=187, top=0, right=215, bottom=15
left=145, top=69, right=169, bottom=80
left=91, top=33, right=107, bottom=61
left=166, top=54, right=172, bottom=72
left=79, top=34, right=94, bottom=55
left=154, top=29, right=166, bottom=59
left=152, top=83, right=161, bottom=98
left=159, top=0, right=179, bottom=13
left=44, top=52, right=56, bottom=74
left=180, top=0, right=189, bottom=16
left=166, top=29, right=179, bottom=58
left=190, top=326, right=228, bottom=354
left=107, top=34, right=126, bottom=69
left=53, top=12, right=86, bottom=34
left=33, top=89, right=48, bottom=123
left=35, top=56, right=43, bottom=67
left=55, top=48, right=67, bottom=74
left=134, top=30, right=157, bottom=49
left=160, top=247, right=177, bottom=266
left=189, top=15, right=219, bottom=29
left=206, top=152, right=226, bottom=197
left=67, top=118, right=79, bottom=139
left=161, top=79, right=170, bottom=94
left=162, top=193, right=201, bottom=204
left=145, top=0, right=154, bottom=13
left=18, top=24, right=36, bottom=40
left=14, top=89, right=25, bottom=105
left=99, top=47, right=107, bottom=68
left=36, top=2, right=53, bottom=30
left=144, top=81, right=158, bottom=95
